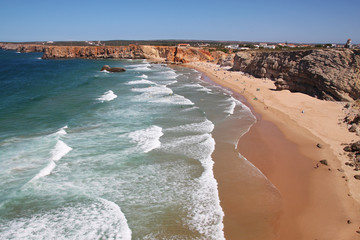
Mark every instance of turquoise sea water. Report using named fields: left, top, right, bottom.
left=0, top=50, right=255, bottom=239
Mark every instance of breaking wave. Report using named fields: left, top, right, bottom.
left=129, top=126, right=163, bottom=153
left=97, top=90, right=117, bottom=102
left=0, top=198, right=132, bottom=240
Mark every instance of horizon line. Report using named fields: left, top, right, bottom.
left=1, top=39, right=357, bottom=45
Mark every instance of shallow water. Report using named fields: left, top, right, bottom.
left=0, top=50, right=255, bottom=239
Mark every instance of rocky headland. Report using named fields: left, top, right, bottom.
left=0, top=43, right=46, bottom=53
left=0, top=43, right=215, bottom=63
left=231, top=49, right=360, bottom=101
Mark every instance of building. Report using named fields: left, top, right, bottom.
left=259, top=43, right=267, bottom=48
left=345, top=39, right=352, bottom=48
left=264, top=45, right=276, bottom=49
left=225, top=44, right=239, bottom=49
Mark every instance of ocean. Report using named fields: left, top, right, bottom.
left=0, top=50, right=255, bottom=240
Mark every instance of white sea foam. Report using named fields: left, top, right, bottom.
left=194, top=84, right=213, bottom=93
left=182, top=83, right=213, bottom=93
left=131, top=85, right=194, bottom=106
left=126, top=79, right=155, bottom=85
left=225, top=99, right=237, bottom=115
left=160, top=131, right=225, bottom=239
left=31, top=161, right=57, bottom=180
left=133, top=66, right=151, bottom=71
left=54, top=125, right=68, bottom=135
left=97, top=90, right=117, bottom=102
left=100, top=70, right=110, bottom=73
left=139, top=74, right=148, bottom=79
left=162, top=70, right=179, bottom=79
left=222, top=96, right=243, bottom=115
left=98, top=198, right=132, bottom=239
left=0, top=198, right=132, bottom=240
left=51, top=140, right=72, bottom=161
left=129, top=126, right=163, bottom=153
left=161, top=134, right=214, bottom=160
left=131, top=85, right=173, bottom=95
left=149, top=94, right=194, bottom=106
left=128, top=63, right=152, bottom=71
left=161, top=80, right=178, bottom=86
left=165, top=119, right=214, bottom=134
left=186, top=159, right=225, bottom=240
left=238, top=99, right=253, bottom=114
left=30, top=140, right=72, bottom=181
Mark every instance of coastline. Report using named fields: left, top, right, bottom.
left=185, top=62, right=360, bottom=239
left=2, top=46, right=359, bottom=238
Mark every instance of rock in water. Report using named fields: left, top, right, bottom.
left=101, top=65, right=126, bottom=72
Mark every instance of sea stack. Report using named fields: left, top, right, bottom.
left=100, top=65, right=126, bottom=72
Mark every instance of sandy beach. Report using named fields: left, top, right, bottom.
left=186, top=62, right=360, bottom=239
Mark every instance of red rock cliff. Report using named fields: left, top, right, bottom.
left=40, top=45, right=213, bottom=63
left=0, top=43, right=216, bottom=63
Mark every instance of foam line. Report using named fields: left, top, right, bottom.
left=31, top=161, right=56, bottom=181
left=126, top=79, right=155, bottom=85
left=0, top=198, right=132, bottom=239
left=129, top=126, right=163, bottom=153
left=30, top=140, right=72, bottom=181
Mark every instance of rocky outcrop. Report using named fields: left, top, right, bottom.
left=0, top=43, right=46, bottom=53
left=215, top=52, right=235, bottom=67
left=100, top=65, right=126, bottom=72
left=231, top=49, right=360, bottom=101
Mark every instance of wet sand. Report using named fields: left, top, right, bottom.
left=186, top=62, right=360, bottom=240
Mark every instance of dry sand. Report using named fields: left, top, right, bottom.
left=185, top=62, right=360, bottom=240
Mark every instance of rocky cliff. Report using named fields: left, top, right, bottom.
left=0, top=43, right=214, bottom=63
left=0, top=43, right=46, bottom=53
left=231, top=49, right=360, bottom=101
left=41, top=45, right=214, bottom=63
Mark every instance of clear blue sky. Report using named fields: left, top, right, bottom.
left=1, top=0, right=359, bottom=44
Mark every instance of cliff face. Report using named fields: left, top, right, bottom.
left=0, top=43, right=214, bottom=63
left=42, top=45, right=146, bottom=59
left=41, top=45, right=214, bottom=63
left=232, top=49, right=360, bottom=101
left=0, top=43, right=46, bottom=53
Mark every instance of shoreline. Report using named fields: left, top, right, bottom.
left=185, top=62, right=360, bottom=239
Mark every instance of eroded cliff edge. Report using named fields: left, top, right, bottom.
left=231, top=49, right=360, bottom=101
left=0, top=43, right=215, bottom=63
